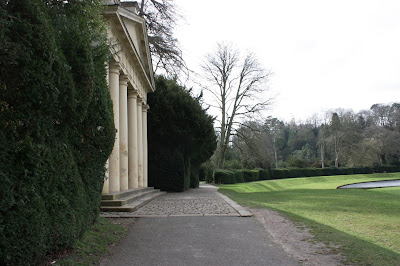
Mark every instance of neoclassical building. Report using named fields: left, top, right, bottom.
left=102, top=0, right=155, bottom=196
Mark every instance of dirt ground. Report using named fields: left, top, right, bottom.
left=251, top=208, right=346, bottom=266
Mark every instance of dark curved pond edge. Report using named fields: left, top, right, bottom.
left=337, top=179, right=400, bottom=189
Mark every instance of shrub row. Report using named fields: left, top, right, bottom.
left=270, top=165, right=400, bottom=179
left=213, top=169, right=260, bottom=184
left=211, top=165, right=400, bottom=184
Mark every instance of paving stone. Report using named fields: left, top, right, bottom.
left=100, top=184, right=251, bottom=218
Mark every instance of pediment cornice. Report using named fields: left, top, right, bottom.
left=103, top=4, right=155, bottom=93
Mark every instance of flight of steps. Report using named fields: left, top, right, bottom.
left=101, top=187, right=165, bottom=212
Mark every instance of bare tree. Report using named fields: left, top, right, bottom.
left=264, top=117, right=285, bottom=168
left=233, top=121, right=273, bottom=169
left=317, top=112, right=331, bottom=168
left=201, top=43, right=272, bottom=168
left=126, top=0, right=186, bottom=78
left=330, top=112, right=343, bottom=168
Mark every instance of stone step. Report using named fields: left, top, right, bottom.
left=102, top=187, right=154, bottom=201
left=101, top=189, right=162, bottom=207
left=101, top=190, right=165, bottom=212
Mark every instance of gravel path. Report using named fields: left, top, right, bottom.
left=132, top=184, right=238, bottom=216
left=100, top=183, right=246, bottom=218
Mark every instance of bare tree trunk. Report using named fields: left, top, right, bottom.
left=217, top=77, right=227, bottom=169
left=218, top=143, right=227, bottom=168
left=272, top=136, right=279, bottom=168
left=334, top=136, right=339, bottom=167
left=320, top=143, right=325, bottom=168
left=218, top=130, right=226, bottom=168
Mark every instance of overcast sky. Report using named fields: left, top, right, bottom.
left=173, top=0, right=400, bottom=122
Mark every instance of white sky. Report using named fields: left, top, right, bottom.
left=173, top=0, right=400, bottom=122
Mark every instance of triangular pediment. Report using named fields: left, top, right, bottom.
left=120, top=16, right=150, bottom=74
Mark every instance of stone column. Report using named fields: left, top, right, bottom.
left=103, top=160, right=110, bottom=194
left=119, top=75, right=129, bottom=191
left=128, top=89, right=139, bottom=189
left=142, top=104, right=149, bottom=187
left=137, top=98, right=144, bottom=188
left=108, top=62, right=120, bottom=192
left=103, top=64, right=110, bottom=194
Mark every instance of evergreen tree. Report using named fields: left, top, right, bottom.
left=148, top=76, right=216, bottom=191
left=0, top=1, right=114, bottom=264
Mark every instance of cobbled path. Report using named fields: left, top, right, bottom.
left=101, top=184, right=240, bottom=217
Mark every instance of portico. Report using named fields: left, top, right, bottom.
left=101, top=1, right=155, bottom=196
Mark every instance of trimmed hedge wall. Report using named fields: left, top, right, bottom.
left=147, top=77, right=216, bottom=192
left=255, top=168, right=270, bottom=180
left=213, top=169, right=260, bottom=184
left=0, top=1, right=114, bottom=265
left=212, top=165, right=400, bottom=185
left=269, top=167, right=377, bottom=179
left=237, top=169, right=259, bottom=182
left=214, top=169, right=236, bottom=184
left=148, top=149, right=186, bottom=192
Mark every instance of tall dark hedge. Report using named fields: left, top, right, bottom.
left=148, top=76, right=216, bottom=191
left=0, top=1, right=114, bottom=265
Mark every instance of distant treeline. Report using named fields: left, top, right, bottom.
left=222, top=103, right=400, bottom=169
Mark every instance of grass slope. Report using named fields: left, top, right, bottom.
left=218, top=173, right=400, bottom=265
left=51, top=217, right=127, bottom=265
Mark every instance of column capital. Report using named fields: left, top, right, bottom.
left=119, top=75, right=129, bottom=86
left=142, top=104, right=150, bottom=112
left=127, top=89, right=138, bottom=98
left=137, top=97, right=144, bottom=105
left=109, top=62, right=120, bottom=74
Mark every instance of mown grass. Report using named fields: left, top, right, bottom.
left=218, top=173, right=400, bottom=265
left=53, top=217, right=127, bottom=265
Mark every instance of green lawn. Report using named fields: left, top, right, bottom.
left=217, top=173, right=400, bottom=265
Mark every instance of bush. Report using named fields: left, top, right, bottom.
left=271, top=169, right=286, bottom=179
left=0, top=1, right=114, bottom=265
left=235, top=169, right=259, bottom=182
left=199, top=166, right=206, bottom=182
left=149, top=150, right=186, bottom=192
left=271, top=167, right=325, bottom=179
left=148, top=77, right=217, bottom=191
left=200, top=161, right=214, bottom=183
left=215, top=165, right=400, bottom=186
left=255, top=168, right=270, bottom=180
left=341, top=167, right=354, bottom=175
left=321, top=167, right=341, bottom=176
left=214, top=169, right=236, bottom=184
left=233, top=170, right=245, bottom=183
left=374, top=165, right=400, bottom=174
left=190, top=165, right=199, bottom=189
left=308, top=168, right=323, bottom=177
left=286, top=167, right=302, bottom=178
left=206, top=168, right=214, bottom=183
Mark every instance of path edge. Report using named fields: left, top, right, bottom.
left=216, top=191, right=253, bottom=217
